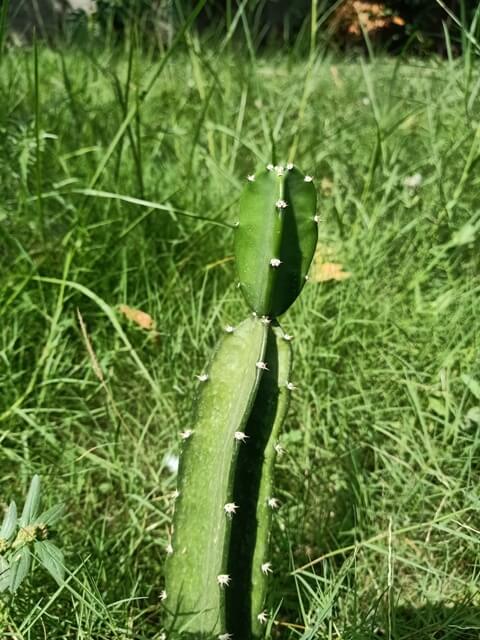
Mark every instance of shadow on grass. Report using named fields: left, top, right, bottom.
left=372, top=601, right=480, bottom=640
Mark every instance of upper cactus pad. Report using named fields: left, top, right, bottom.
left=235, top=165, right=318, bottom=317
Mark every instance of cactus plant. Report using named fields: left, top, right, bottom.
left=164, top=163, right=317, bottom=638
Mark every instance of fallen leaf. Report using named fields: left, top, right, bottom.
left=118, top=304, right=155, bottom=330
left=315, top=243, right=336, bottom=260
left=311, top=262, right=352, bottom=283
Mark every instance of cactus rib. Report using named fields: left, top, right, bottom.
left=227, top=322, right=292, bottom=638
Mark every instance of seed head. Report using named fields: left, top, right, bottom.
left=275, top=165, right=285, bottom=176
left=247, top=174, right=255, bottom=182
left=180, top=429, right=194, bottom=440
left=256, top=361, right=269, bottom=370
left=234, top=431, right=249, bottom=443
left=219, top=634, right=233, bottom=640
left=275, top=199, right=288, bottom=209
left=286, top=162, right=294, bottom=170
left=261, top=562, right=273, bottom=575
left=196, top=373, right=209, bottom=382
left=172, top=489, right=180, bottom=499
left=260, top=316, right=271, bottom=325
left=286, top=381, right=296, bottom=391
left=267, top=497, right=280, bottom=509
left=269, top=258, right=282, bottom=268
left=282, top=333, right=293, bottom=341
left=257, top=611, right=268, bottom=624
left=313, top=215, right=320, bottom=223
left=217, top=574, right=231, bottom=587
left=266, top=163, right=274, bottom=171
left=224, top=325, right=235, bottom=333
left=160, top=590, right=167, bottom=601
left=224, top=502, right=239, bottom=516
left=166, top=543, right=173, bottom=554
left=304, top=175, right=313, bottom=182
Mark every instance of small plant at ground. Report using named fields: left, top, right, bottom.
left=0, top=475, right=65, bottom=595
left=164, top=164, right=317, bottom=638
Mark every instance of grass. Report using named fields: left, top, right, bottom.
left=1, top=19, right=480, bottom=640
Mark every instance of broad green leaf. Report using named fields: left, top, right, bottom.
left=0, top=501, right=17, bottom=540
left=9, top=546, right=31, bottom=592
left=462, top=374, right=480, bottom=400
left=35, top=503, right=64, bottom=526
left=0, top=557, right=10, bottom=592
left=35, top=540, right=65, bottom=585
left=20, top=475, right=41, bottom=526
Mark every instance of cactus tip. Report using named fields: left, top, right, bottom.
left=257, top=611, right=268, bottom=624
left=261, top=562, right=273, bottom=575
left=217, top=574, right=231, bottom=587
left=275, top=199, right=288, bottom=209
left=269, top=258, right=282, bottom=268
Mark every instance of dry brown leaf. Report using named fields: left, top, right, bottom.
left=314, top=243, right=336, bottom=263
left=311, top=262, right=352, bottom=283
left=118, top=304, right=155, bottom=330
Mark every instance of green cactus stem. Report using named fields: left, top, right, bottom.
left=235, top=164, right=317, bottom=318
left=165, top=164, right=318, bottom=640
left=164, top=316, right=268, bottom=637
left=227, top=322, right=292, bottom=638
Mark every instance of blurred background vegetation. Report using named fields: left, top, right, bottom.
left=4, top=0, right=480, bottom=55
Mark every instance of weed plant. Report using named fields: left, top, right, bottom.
left=1, top=6, right=480, bottom=639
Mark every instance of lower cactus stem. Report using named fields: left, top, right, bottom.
left=227, top=322, right=292, bottom=639
left=164, top=316, right=268, bottom=637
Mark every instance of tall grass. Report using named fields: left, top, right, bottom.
left=1, top=6, right=480, bottom=638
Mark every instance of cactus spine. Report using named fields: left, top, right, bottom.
left=165, top=164, right=317, bottom=638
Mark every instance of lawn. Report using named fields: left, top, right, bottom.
left=1, top=32, right=480, bottom=639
